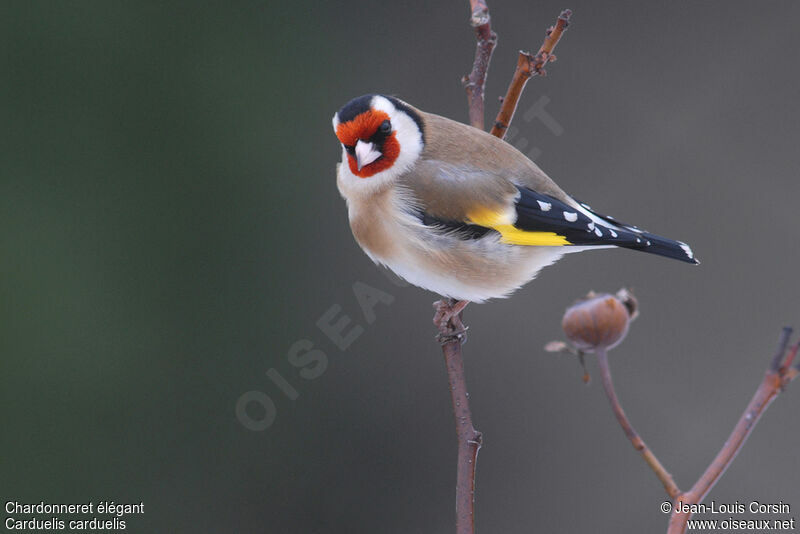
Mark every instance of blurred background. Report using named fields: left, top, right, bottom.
left=2, top=1, right=799, bottom=532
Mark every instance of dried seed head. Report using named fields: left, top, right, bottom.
left=615, top=288, right=639, bottom=321
left=561, top=289, right=638, bottom=352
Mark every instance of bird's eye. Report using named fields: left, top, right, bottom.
left=343, top=144, right=355, bottom=154
left=379, top=120, right=391, bottom=133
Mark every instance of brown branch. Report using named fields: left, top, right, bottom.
left=448, top=6, right=572, bottom=532
left=667, top=331, right=800, bottom=534
left=595, top=348, right=681, bottom=499
left=463, top=0, right=497, bottom=130
left=558, top=296, right=800, bottom=533
left=490, top=9, right=572, bottom=139
left=434, top=299, right=481, bottom=534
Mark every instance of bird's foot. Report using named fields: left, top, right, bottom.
left=433, top=299, right=470, bottom=345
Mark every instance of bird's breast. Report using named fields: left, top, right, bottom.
left=345, top=187, right=412, bottom=264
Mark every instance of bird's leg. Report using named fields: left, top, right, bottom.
left=433, top=299, right=470, bottom=344
left=433, top=299, right=470, bottom=330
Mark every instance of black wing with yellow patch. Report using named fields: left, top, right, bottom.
left=468, top=186, right=698, bottom=264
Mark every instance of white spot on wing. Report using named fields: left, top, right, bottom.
left=537, top=200, right=552, bottom=212
left=610, top=229, right=618, bottom=238
left=594, top=227, right=603, bottom=237
left=563, top=211, right=578, bottom=222
left=573, top=202, right=618, bottom=230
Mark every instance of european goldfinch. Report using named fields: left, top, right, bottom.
left=333, top=94, right=697, bottom=303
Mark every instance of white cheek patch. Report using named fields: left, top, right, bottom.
left=370, top=96, right=396, bottom=115
left=336, top=95, right=424, bottom=196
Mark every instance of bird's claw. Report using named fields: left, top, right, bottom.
left=433, top=299, right=470, bottom=345
left=436, top=325, right=469, bottom=345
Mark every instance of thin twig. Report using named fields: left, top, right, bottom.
left=490, top=9, right=572, bottom=139
left=769, top=326, right=792, bottom=371
left=434, top=300, right=482, bottom=534
left=667, top=330, right=800, bottom=534
left=463, top=0, right=497, bottom=130
left=596, top=348, right=681, bottom=499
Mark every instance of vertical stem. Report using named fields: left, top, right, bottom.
left=443, top=338, right=482, bottom=534
left=438, top=305, right=482, bottom=534
left=596, top=349, right=681, bottom=499
left=464, top=0, right=497, bottom=130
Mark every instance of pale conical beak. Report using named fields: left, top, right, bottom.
left=355, top=139, right=381, bottom=171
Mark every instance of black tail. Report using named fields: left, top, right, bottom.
left=613, top=226, right=698, bottom=264
left=512, top=187, right=699, bottom=264
left=573, top=200, right=699, bottom=265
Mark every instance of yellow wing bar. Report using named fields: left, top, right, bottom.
left=467, top=207, right=570, bottom=246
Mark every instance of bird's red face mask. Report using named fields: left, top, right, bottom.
left=336, top=110, right=400, bottom=178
